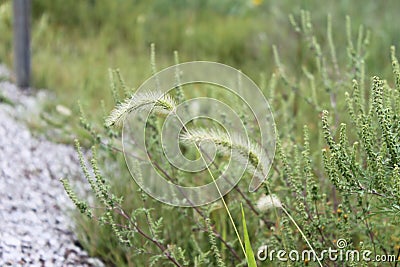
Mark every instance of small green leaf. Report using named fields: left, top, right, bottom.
left=241, top=203, right=257, bottom=267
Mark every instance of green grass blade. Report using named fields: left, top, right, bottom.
left=241, top=203, right=257, bottom=267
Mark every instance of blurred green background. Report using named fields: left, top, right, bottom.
left=1, top=0, right=399, bottom=123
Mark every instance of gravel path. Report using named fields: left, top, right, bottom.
left=0, top=66, right=104, bottom=267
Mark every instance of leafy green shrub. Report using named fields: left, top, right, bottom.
left=62, top=11, right=400, bottom=267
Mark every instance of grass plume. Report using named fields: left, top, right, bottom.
left=105, top=91, right=176, bottom=127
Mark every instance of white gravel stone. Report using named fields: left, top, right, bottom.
left=0, top=66, right=104, bottom=267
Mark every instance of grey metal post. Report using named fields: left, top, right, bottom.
left=13, top=0, right=31, bottom=88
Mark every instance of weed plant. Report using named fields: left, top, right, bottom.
left=1, top=0, right=400, bottom=266
left=61, top=11, right=400, bottom=266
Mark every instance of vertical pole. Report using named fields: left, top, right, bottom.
left=13, top=0, right=31, bottom=88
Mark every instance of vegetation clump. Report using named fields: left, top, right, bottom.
left=16, top=3, right=395, bottom=266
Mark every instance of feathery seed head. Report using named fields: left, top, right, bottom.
left=105, top=91, right=176, bottom=127
left=180, top=128, right=269, bottom=181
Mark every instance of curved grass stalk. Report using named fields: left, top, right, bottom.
left=106, top=92, right=247, bottom=260
left=174, top=118, right=247, bottom=260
